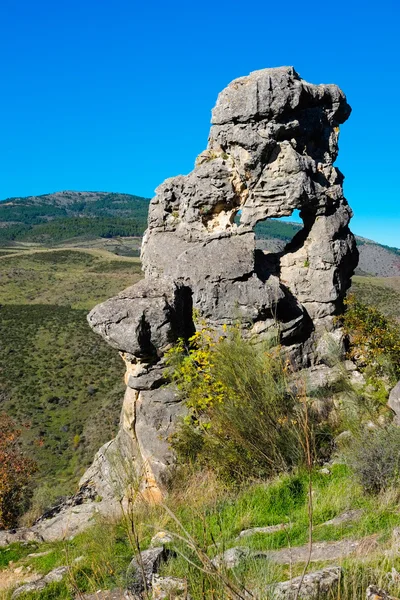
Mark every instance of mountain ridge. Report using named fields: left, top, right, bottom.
left=0, top=191, right=398, bottom=276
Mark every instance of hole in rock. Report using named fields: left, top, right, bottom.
left=251, top=210, right=315, bottom=345
left=253, top=210, right=307, bottom=280
left=254, top=209, right=302, bottom=254
left=174, top=285, right=195, bottom=343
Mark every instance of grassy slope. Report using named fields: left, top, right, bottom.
left=1, top=465, right=400, bottom=599
left=0, top=249, right=143, bottom=495
left=351, top=276, right=400, bottom=321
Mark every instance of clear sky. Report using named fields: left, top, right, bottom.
left=0, top=0, right=399, bottom=247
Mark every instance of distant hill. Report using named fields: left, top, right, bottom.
left=1, top=191, right=398, bottom=277
left=0, top=191, right=150, bottom=244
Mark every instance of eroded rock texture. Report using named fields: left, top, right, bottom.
left=0, top=69, right=356, bottom=542
left=84, top=66, right=358, bottom=502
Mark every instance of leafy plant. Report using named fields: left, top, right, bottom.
left=166, top=327, right=307, bottom=482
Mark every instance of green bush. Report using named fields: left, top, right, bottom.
left=167, top=328, right=311, bottom=482
left=342, top=295, right=400, bottom=381
left=344, top=425, right=400, bottom=494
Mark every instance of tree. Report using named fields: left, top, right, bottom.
left=0, top=413, right=37, bottom=529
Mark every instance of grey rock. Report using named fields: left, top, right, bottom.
left=321, top=509, right=363, bottom=527
left=211, top=546, right=251, bottom=569
left=126, top=547, right=169, bottom=595
left=152, top=575, right=190, bottom=599
left=135, top=387, right=186, bottom=486
left=388, top=381, right=400, bottom=425
left=15, top=67, right=357, bottom=543
left=77, top=591, right=128, bottom=600
left=0, top=528, right=44, bottom=547
left=150, top=531, right=174, bottom=547
left=87, top=279, right=191, bottom=359
left=319, top=467, right=331, bottom=475
left=83, top=67, right=356, bottom=519
left=127, top=368, right=166, bottom=391
left=266, top=539, right=361, bottom=564
left=238, top=524, right=285, bottom=538
left=12, top=566, right=69, bottom=598
left=27, top=550, right=52, bottom=558
left=292, top=364, right=345, bottom=396
left=270, top=566, right=342, bottom=599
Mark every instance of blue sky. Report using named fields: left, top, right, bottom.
left=0, top=0, right=399, bottom=247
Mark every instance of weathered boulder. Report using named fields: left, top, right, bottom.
left=11, top=566, right=68, bottom=599
left=211, top=546, right=251, bottom=569
left=126, top=547, right=170, bottom=596
left=5, top=67, right=357, bottom=542
left=270, top=566, right=342, bottom=599
left=152, top=575, right=190, bottom=600
left=84, top=66, right=357, bottom=505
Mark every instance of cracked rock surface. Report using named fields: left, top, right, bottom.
left=6, top=67, right=357, bottom=542
left=86, top=66, right=357, bottom=501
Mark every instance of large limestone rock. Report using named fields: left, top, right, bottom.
left=4, top=68, right=356, bottom=541
left=86, top=66, right=357, bottom=502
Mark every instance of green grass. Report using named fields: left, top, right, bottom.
left=2, top=465, right=400, bottom=599
left=0, top=249, right=144, bottom=501
left=0, top=249, right=142, bottom=309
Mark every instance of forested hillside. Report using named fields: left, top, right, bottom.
left=0, top=191, right=149, bottom=244
left=1, top=192, right=398, bottom=278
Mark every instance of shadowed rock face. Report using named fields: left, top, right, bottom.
left=85, top=67, right=357, bottom=502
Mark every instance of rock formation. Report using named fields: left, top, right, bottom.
left=0, top=67, right=358, bottom=544
left=86, top=66, right=357, bottom=501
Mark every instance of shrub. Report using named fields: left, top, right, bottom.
left=167, top=327, right=309, bottom=482
left=344, top=424, right=400, bottom=494
left=0, top=412, right=37, bottom=528
left=342, top=295, right=400, bottom=381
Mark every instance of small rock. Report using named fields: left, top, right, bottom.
left=350, top=370, right=366, bottom=385
left=335, top=430, right=353, bottom=446
left=12, top=580, right=47, bottom=598
left=319, top=467, right=331, bottom=475
left=366, top=585, right=399, bottom=600
left=321, top=509, right=363, bottom=527
left=126, top=547, right=169, bottom=595
left=238, top=524, right=285, bottom=538
left=73, top=555, right=85, bottom=563
left=211, top=546, right=250, bottom=569
left=388, top=381, right=400, bottom=425
left=389, top=568, right=400, bottom=583
left=43, top=566, right=69, bottom=583
left=152, top=575, right=190, bottom=599
left=27, top=550, right=52, bottom=558
left=13, top=566, right=24, bottom=574
left=128, top=369, right=166, bottom=391
left=344, top=360, right=357, bottom=372
left=11, top=566, right=69, bottom=599
left=271, top=566, right=342, bottom=599
left=150, top=531, right=173, bottom=547
left=76, top=590, right=128, bottom=600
